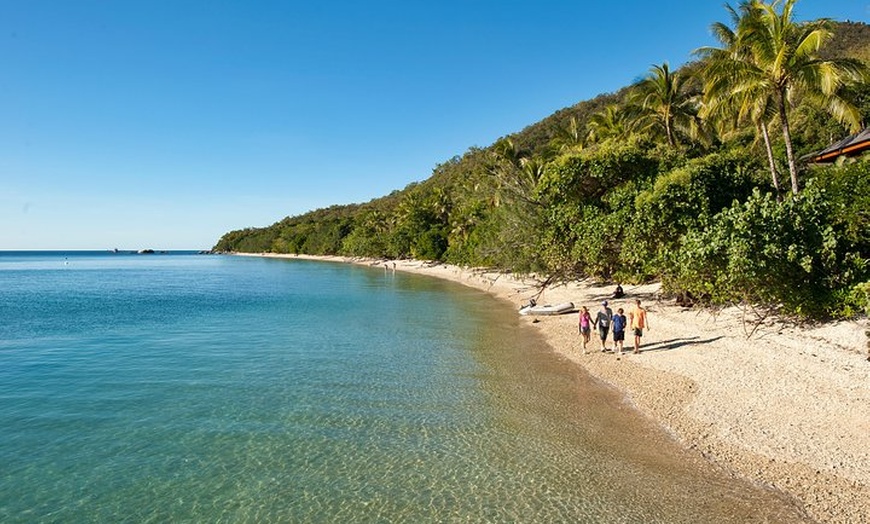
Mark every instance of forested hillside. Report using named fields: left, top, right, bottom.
left=215, top=2, right=870, bottom=320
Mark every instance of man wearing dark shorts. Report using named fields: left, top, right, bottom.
left=612, top=307, right=627, bottom=354
left=594, top=301, right=613, bottom=352
left=629, top=299, right=649, bottom=354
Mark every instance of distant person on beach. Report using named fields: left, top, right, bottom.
left=578, top=306, right=592, bottom=353
left=594, top=301, right=613, bottom=352
left=628, top=299, right=649, bottom=354
left=612, top=284, right=624, bottom=299
left=612, top=307, right=627, bottom=355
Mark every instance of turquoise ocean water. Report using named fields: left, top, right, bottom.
left=0, top=252, right=807, bottom=523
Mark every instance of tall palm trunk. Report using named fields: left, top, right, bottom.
left=777, top=89, right=799, bottom=195
left=759, top=121, right=782, bottom=199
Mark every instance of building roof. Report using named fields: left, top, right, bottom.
left=808, top=127, right=870, bottom=163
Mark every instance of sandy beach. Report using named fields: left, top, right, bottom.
left=251, top=253, right=869, bottom=523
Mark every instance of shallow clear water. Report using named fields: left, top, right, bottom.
left=0, top=252, right=808, bottom=522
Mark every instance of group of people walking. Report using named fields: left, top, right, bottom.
left=578, top=299, right=648, bottom=355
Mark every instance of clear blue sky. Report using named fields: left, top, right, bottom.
left=2, top=1, right=867, bottom=250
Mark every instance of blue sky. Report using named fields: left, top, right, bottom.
left=1, top=1, right=867, bottom=250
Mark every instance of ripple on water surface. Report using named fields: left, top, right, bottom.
left=0, top=253, right=810, bottom=522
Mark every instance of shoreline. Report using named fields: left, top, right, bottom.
left=244, top=253, right=869, bottom=523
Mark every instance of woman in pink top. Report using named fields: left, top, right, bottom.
left=579, top=306, right=593, bottom=353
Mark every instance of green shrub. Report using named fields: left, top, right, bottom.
left=626, top=151, right=757, bottom=281
left=412, top=227, right=448, bottom=260
left=811, top=160, right=870, bottom=247
left=844, top=282, right=870, bottom=317
left=535, top=142, right=660, bottom=206
left=668, top=183, right=867, bottom=318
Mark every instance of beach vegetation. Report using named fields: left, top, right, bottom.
left=214, top=5, right=869, bottom=320
left=698, top=0, right=867, bottom=195
left=627, top=63, right=703, bottom=149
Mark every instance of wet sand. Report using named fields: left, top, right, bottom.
left=247, top=254, right=870, bottom=523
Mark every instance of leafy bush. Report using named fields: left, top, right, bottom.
left=411, top=227, right=448, bottom=260
left=340, top=224, right=388, bottom=258
left=532, top=143, right=661, bottom=278
left=668, top=184, right=866, bottom=318
left=844, top=282, right=870, bottom=317
left=535, top=142, right=661, bottom=206
left=625, top=151, right=757, bottom=280
left=472, top=203, right=549, bottom=273
left=810, top=160, right=870, bottom=247
left=214, top=226, right=278, bottom=253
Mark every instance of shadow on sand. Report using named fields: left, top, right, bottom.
left=639, top=336, right=724, bottom=353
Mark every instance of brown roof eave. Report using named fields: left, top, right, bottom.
left=808, top=136, right=870, bottom=163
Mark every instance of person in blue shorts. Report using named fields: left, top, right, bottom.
left=612, top=307, right=627, bottom=355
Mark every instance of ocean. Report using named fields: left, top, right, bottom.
left=0, top=251, right=807, bottom=522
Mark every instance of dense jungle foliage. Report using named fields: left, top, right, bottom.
left=215, top=2, right=870, bottom=320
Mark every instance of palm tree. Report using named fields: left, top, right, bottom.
left=629, top=63, right=701, bottom=148
left=586, top=104, right=630, bottom=144
left=487, top=138, right=545, bottom=207
left=429, top=187, right=452, bottom=225
left=703, top=0, right=866, bottom=195
left=699, top=1, right=783, bottom=195
left=551, top=116, right=585, bottom=152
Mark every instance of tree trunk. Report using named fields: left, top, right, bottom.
left=777, top=91, right=799, bottom=195
left=760, top=121, right=782, bottom=201
left=665, top=108, right=675, bottom=147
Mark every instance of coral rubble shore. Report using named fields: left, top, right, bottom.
left=248, top=253, right=870, bottom=524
